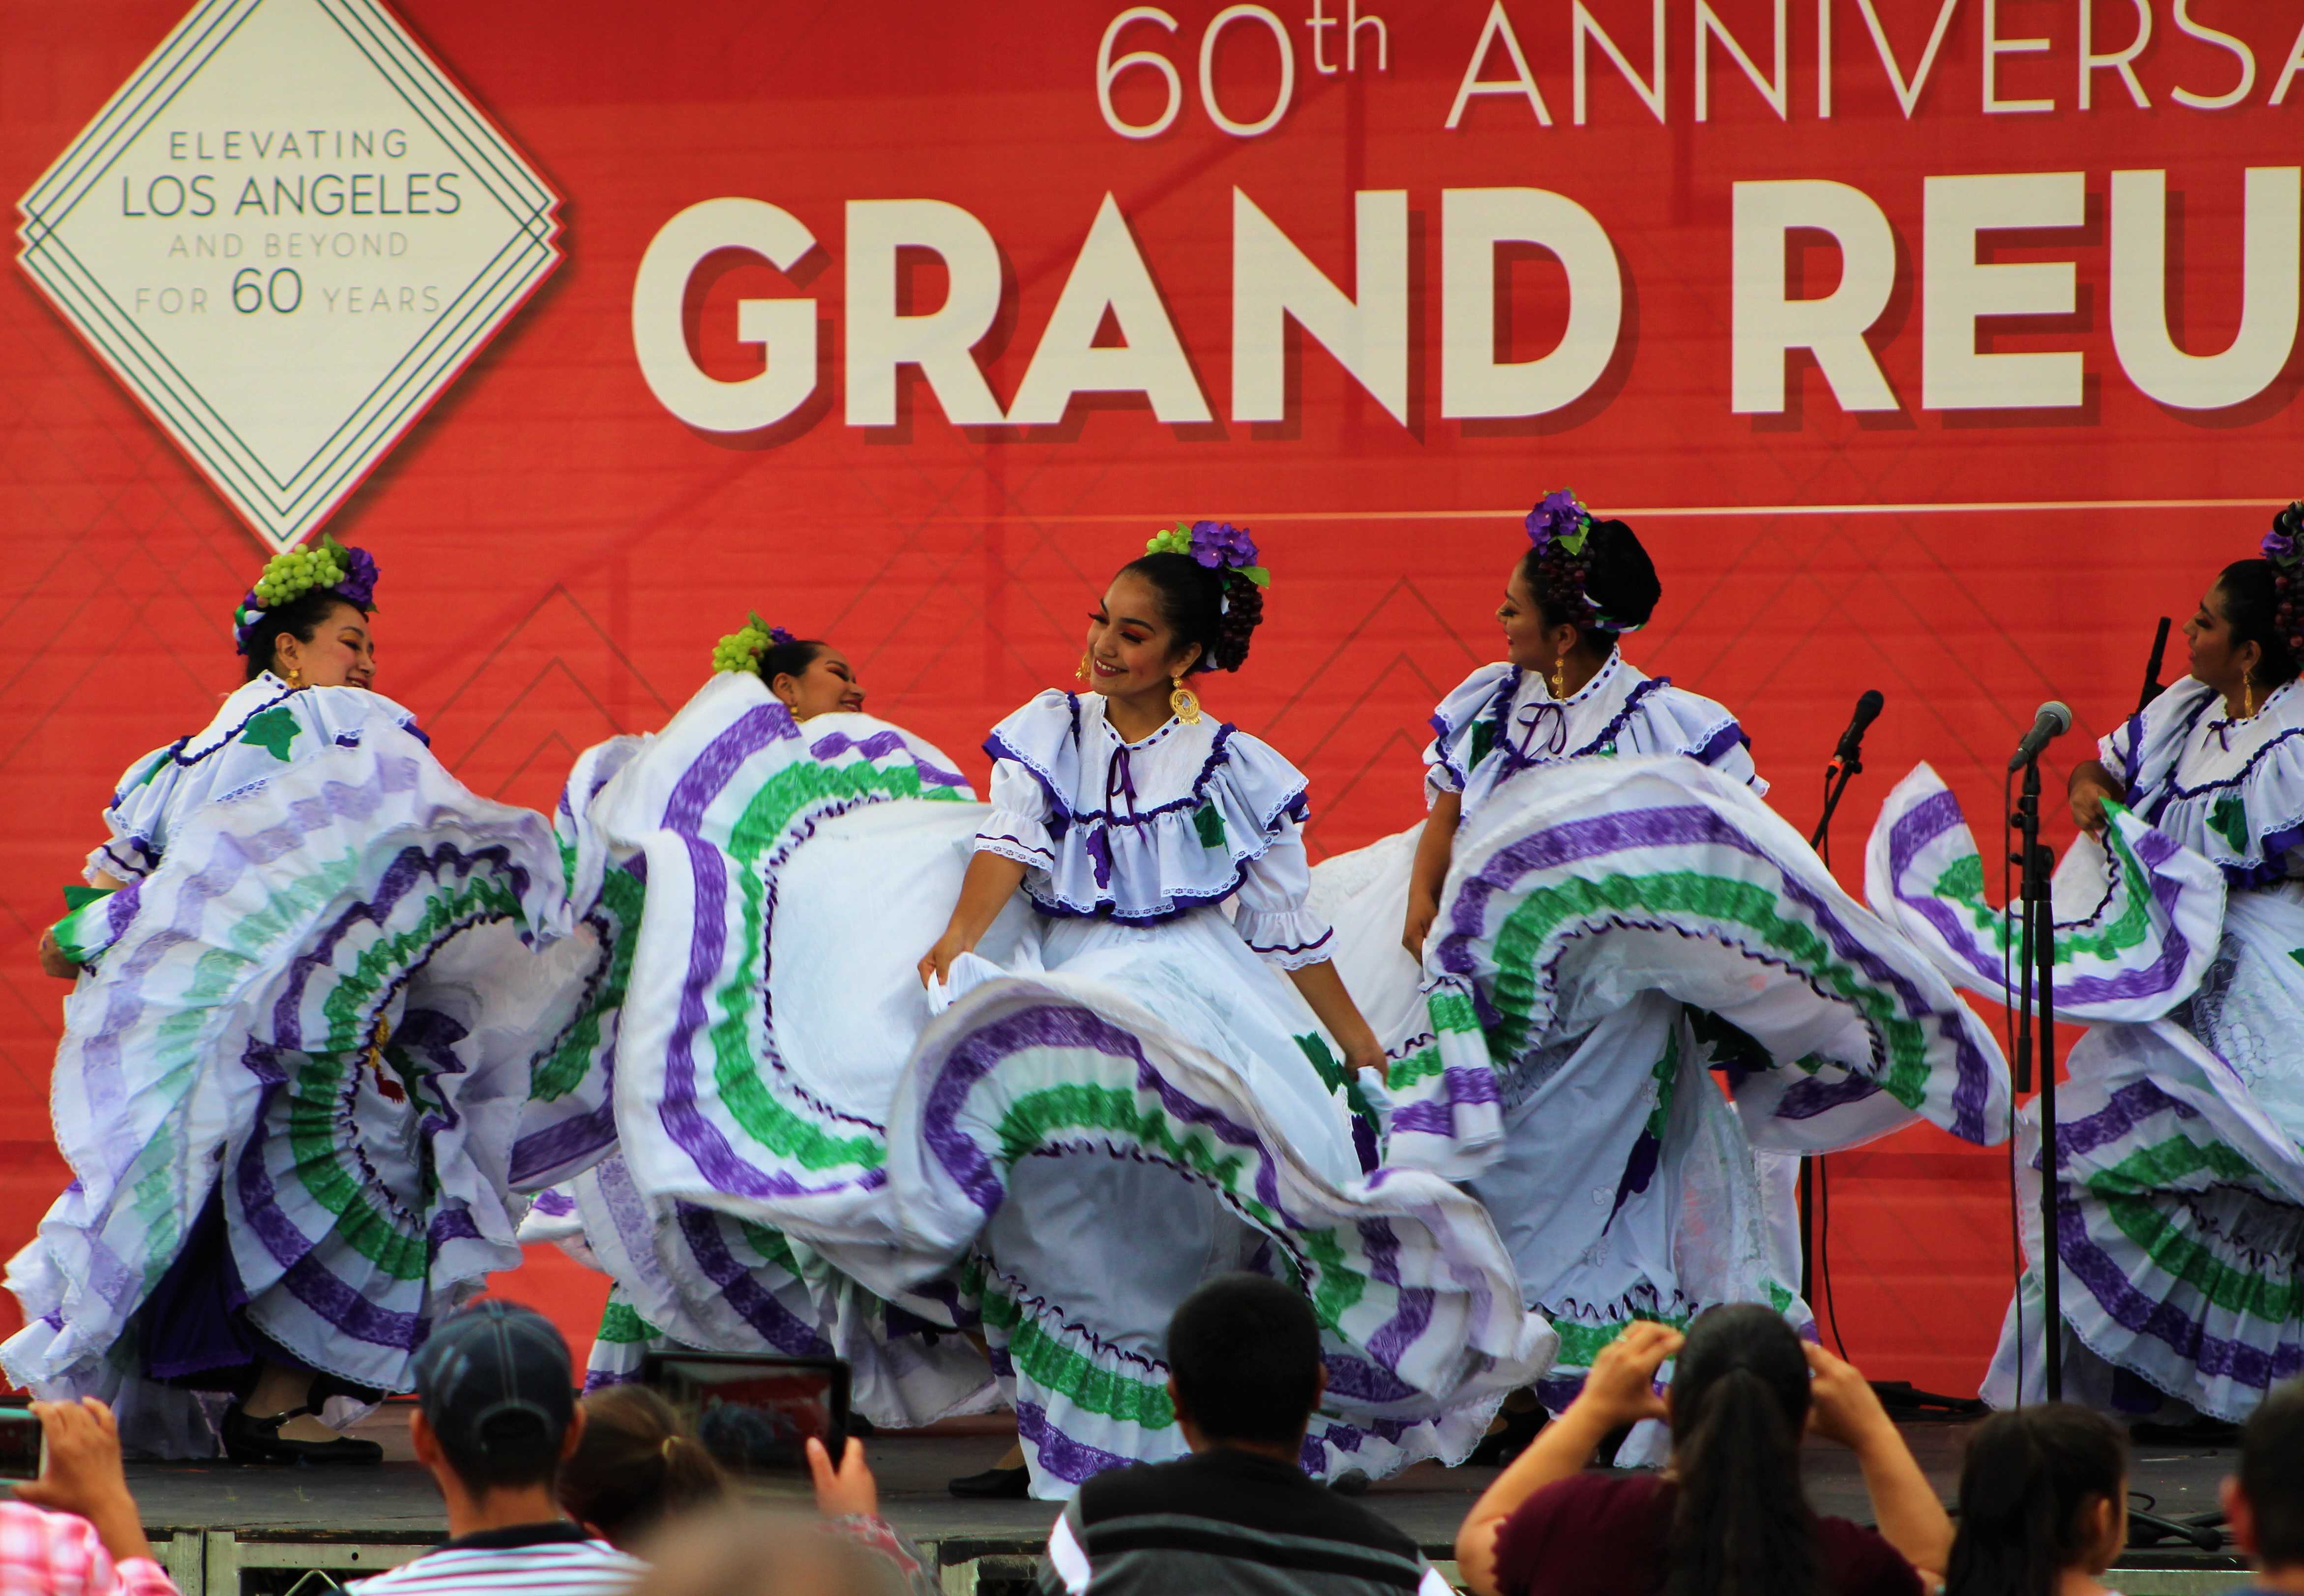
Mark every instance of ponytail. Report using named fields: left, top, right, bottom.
left=1665, top=1361, right=1819, bottom=1596
left=559, top=1385, right=729, bottom=1548
left=1945, top=1406, right=2126, bottom=1596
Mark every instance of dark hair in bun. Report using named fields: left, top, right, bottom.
left=1518, top=517, right=1660, bottom=640
left=758, top=638, right=828, bottom=684
left=2217, top=559, right=2303, bottom=689
left=240, top=589, right=368, bottom=682
left=1121, top=552, right=1265, bottom=674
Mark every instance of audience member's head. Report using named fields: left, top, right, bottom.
left=2226, top=1377, right=2304, bottom=1577
left=558, top=1384, right=728, bottom=1549
left=1164, top=1273, right=1327, bottom=1456
left=409, top=1301, right=582, bottom=1506
left=1662, top=1304, right=1817, bottom=1596
left=634, top=1506, right=902, bottom=1596
left=1944, top=1404, right=2126, bottom=1596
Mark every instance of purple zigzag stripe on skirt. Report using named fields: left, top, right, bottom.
left=804, top=727, right=968, bottom=787
left=1387, top=1101, right=1463, bottom=1139
left=674, top=1204, right=835, bottom=1357
left=920, top=1002, right=1297, bottom=1221
left=1776, top=1072, right=1886, bottom=1121
left=2052, top=1078, right=2201, bottom=1169
left=509, top=1107, right=620, bottom=1188
left=1015, top=1398, right=1139, bottom=1485
left=1351, top=1215, right=1438, bottom=1372
left=427, top=1207, right=483, bottom=1247
left=653, top=831, right=888, bottom=1203
left=1436, top=800, right=1995, bottom=1141
left=228, top=1088, right=425, bottom=1351
left=661, top=706, right=798, bottom=834
left=1322, top=1352, right=1421, bottom=1406
left=2054, top=1189, right=2304, bottom=1392
left=1885, top=789, right=2200, bottom=1006
left=531, top=1188, right=578, bottom=1217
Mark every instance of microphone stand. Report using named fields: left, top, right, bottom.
left=1801, top=754, right=1860, bottom=1313
left=2010, top=753, right=2062, bottom=1401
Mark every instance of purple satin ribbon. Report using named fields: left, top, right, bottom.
left=1513, top=702, right=1569, bottom=760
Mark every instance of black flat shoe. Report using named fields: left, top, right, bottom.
left=220, top=1402, right=384, bottom=1466
left=1466, top=1403, right=1549, bottom=1468
left=2130, top=1415, right=2240, bottom=1447
left=948, top=1464, right=1031, bottom=1499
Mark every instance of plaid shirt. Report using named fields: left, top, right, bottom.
left=0, top=1503, right=177, bottom=1596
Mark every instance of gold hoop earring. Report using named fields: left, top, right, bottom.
left=1550, top=655, right=1566, bottom=700
left=1170, top=673, right=1203, bottom=726
left=286, top=664, right=302, bottom=688
left=2245, top=677, right=2255, bottom=719
left=1076, top=651, right=1091, bottom=683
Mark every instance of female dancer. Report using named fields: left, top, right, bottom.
left=1318, top=494, right=2007, bottom=1458
left=6, top=536, right=573, bottom=1461
left=528, top=617, right=1008, bottom=1428
left=899, top=523, right=1548, bottom=1496
left=1871, top=503, right=2304, bottom=1430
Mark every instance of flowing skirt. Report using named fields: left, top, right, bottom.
left=1869, top=764, right=2304, bottom=1420
left=1319, top=756, right=2009, bottom=1426
left=2, top=727, right=578, bottom=1456
left=901, top=908, right=1552, bottom=1495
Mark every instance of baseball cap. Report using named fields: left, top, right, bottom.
left=412, top=1301, right=574, bottom=1462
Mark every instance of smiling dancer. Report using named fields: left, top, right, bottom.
left=6, top=535, right=574, bottom=1462
left=1312, top=493, right=2008, bottom=1463
left=897, top=522, right=1548, bottom=1498
left=1872, top=502, right=2304, bottom=1434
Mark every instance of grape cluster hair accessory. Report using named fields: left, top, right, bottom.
left=2265, top=499, right=2304, bottom=662
left=1523, top=488, right=1645, bottom=636
left=1145, top=520, right=1270, bottom=613
left=232, top=533, right=379, bottom=655
left=710, top=612, right=798, bottom=674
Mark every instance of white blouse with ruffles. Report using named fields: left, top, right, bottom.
left=1421, top=650, right=1764, bottom=818
left=87, top=672, right=428, bottom=884
left=2106, top=675, right=2304, bottom=888
left=974, top=689, right=1336, bottom=969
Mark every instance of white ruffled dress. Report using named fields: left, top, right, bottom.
left=1871, top=677, right=2304, bottom=1421
left=1314, top=656, right=2009, bottom=1433
left=3, top=675, right=577, bottom=1457
left=906, top=689, right=1550, bottom=1496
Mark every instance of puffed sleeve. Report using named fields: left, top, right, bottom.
left=975, top=757, right=1057, bottom=869
left=85, top=743, right=183, bottom=884
left=1225, top=753, right=1336, bottom=969
left=1422, top=663, right=1515, bottom=807
left=1626, top=683, right=1770, bottom=797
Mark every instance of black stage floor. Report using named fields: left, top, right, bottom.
left=121, top=1407, right=2254, bottom=1589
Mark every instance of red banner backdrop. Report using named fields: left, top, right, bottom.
left=3, top=0, right=2300, bottom=1389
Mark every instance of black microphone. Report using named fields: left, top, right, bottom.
left=2007, top=701, right=2073, bottom=771
left=2138, top=616, right=2172, bottom=715
left=1830, top=689, right=1885, bottom=769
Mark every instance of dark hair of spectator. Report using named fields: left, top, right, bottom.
left=2215, top=559, right=2304, bottom=689
left=1663, top=1304, right=1819, bottom=1596
left=1118, top=552, right=1265, bottom=674
left=558, top=1386, right=729, bottom=1549
left=2242, top=1376, right=2304, bottom=1567
left=1943, top=1404, right=2126, bottom=1596
left=434, top=1408, right=564, bottom=1495
left=240, top=590, right=367, bottom=682
left=1165, top=1273, right=1323, bottom=1450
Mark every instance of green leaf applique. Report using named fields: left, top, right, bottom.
left=1193, top=800, right=1228, bottom=851
left=2209, top=792, right=2249, bottom=851
left=240, top=707, right=302, bottom=763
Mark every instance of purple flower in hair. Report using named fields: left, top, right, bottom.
left=334, top=545, right=379, bottom=607
left=769, top=625, right=797, bottom=647
left=1525, top=489, right=1592, bottom=556
left=1188, top=520, right=1259, bottom=570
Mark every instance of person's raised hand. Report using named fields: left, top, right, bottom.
left=13, top=1398, right=150, bottom=1565
left=1575, top=1321, right=1681, bottom=1429
left=806, top=1435, right=880, bottom=1520
left=1803, top=1341, right=1893, bottom=1449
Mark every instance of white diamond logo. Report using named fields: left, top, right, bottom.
left=17, top=0, right=561, bottom=550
